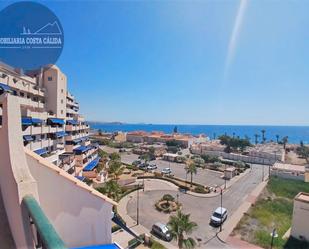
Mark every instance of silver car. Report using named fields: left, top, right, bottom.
left=210, top=207, right=227, bottom=227
left=151, top=222, right=172, bottom=241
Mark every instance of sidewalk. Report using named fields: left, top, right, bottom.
left=217, top=180, right=268, bottom=241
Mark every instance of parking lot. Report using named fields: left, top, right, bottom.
left=120, top=152, right=225, bottom=188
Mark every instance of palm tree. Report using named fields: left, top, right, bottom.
left=261, top=130, right=266, bottom=143
left=185, top=162, right=197, bottom=187
left=282, top=136, right=288, bottom=149
left=109, top=152, right=121, bottom=161
left=108, top=160, right=124, bottom=180
left=98, top=180, right=122, bottom=201
left=275, top=134, right=280, bottom=143
left=254, top=134, right=260, bottom=145
left=168, top=211, right=197, bottom=249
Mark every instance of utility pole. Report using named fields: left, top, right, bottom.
left=224, top=164, right=227, bottom=189
left=220, top=188, right=223, bottom=232
left=137, top=184, right=140, bottom=225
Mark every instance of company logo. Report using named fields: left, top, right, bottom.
left=0, top=1, right=64, bottom=70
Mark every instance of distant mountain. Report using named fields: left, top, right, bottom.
left=88, top=121, right=124, bottom=125
left=34, top=21, right=62, bottom=34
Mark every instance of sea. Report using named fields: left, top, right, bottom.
left=89, top=123, right=309, bottom=144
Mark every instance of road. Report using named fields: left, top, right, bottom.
left=126, top=164, right=270, bottom=248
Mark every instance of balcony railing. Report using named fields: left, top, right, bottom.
left=22, top=195, right=67, bottom=249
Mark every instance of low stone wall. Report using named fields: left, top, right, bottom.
left=201, top=151, right=276, bottom=165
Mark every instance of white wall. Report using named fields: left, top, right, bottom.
left=291, top=197, right=309, bottom=241
left=26, top=153, right=113, bottom=248
left=0, top=94, right=39, bottom=249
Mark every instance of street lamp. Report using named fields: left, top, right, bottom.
left=220, top=188, right=223, bottom=232
left=137, top=183, right=140, bottom=225
left=224, top=164, right=227, bottom=189
left=176, top=193, right=179, bottom=204
left=270, top=228, right=278, bottom=249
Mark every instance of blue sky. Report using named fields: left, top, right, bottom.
left=1, top=0, right=309, bottom=125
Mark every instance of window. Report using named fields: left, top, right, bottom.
left=61, top=99, right=63, bottom=104
left=61, top=110, right=63, bottom=114
left=61, top=89, right=64, bottom=93
left=20, top=92, right=25, bottom=97
left=48, top=76, right=52, bottom=81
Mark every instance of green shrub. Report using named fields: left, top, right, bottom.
left=194, top=185, right=208, bottom=194
left=151, top=240, right=166, bottom=249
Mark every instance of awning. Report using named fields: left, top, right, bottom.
left=55, top=131, right=68, bottom=138
left=0, top=83, right=12, bottom=93
left=34, top=148, right=48, bottom=156
left=83, top=157, right=100, bottom=171
left=48, top=118, right=65, bottom=125
left=23, top=135, right=34, bottom=142
left=67, top=120, right=79, bottom=125
left=70, top=244, right=121, bottom=249
left=32, top=118, right=43, bottom=125
left=75, top=176, right=86, bottom=181
left=73, top=146, right=90, bottom=154
left=72, top=138, right=82, bottom=144
left=21, top=117, right=32, bottom=126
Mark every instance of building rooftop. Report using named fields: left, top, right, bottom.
left=295, top=192, right=309, bottom=203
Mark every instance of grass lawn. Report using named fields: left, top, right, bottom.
left=233, top=176, right=309, bottom=249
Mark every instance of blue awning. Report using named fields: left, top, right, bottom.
left=32, top=118, right=42, bottom=124
left=70, top=244, right=121, bottom=249
left=21, top=117, right=32, bottom=126
left=23, top=135, right=34, bottom=142
left=72, top=138, right=82, bottom=144
left=75, top=176, right=86, bottom=181
left=67, top=119, right=79, bottom=125
left=73, top=146, right=90, bottom=154
left=83, top=157, right=100, bottom=171
left=55, top=131, right=68, bottom=138
left=0, top=83, right=12, bottom=93
left=48, top=118, right=65, bottom=125
left=34, top=148, right=48, bottom=156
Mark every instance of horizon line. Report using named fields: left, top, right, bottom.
left=88, top=121, right=309, bottom=127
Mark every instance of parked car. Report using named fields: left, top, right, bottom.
left=161, top=167, right=172, bottom=175
left=147, top=164, right=157, bottom=171
left=210, top=207, right=227, bottom=227
left=151, top=222, right=172, bottom=241
left=132, top=160, right=141, bottom=166
left=139, top=163, right=149, bottom=169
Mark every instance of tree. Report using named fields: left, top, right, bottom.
left=174, top=126, right=178, bottom=133
left=276, top=134, right=280, bottom=143
left=218, top=135, right=251, bottom=152
left=282, top=136, right=288, bottom=149
left=97, top=180, right=122, bottom=201
left=98, top=129, right=103, bottom=136
left=254, top=134, right=260, bottom=145
left=168, top=211, right=197, bottom=249
left=108, top=160, right=124, bottom=180
left=261, top=129, right=266, bottom=143
left=296, top=144, right=309, bottom=163
left=98, top=149, right=108, bottom=158
left=185, top=162, right=197, bottom=187
left=109, top=152, right=120, bottom=161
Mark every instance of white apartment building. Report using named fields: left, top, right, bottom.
left=0, top=62, right=99, bottom=179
